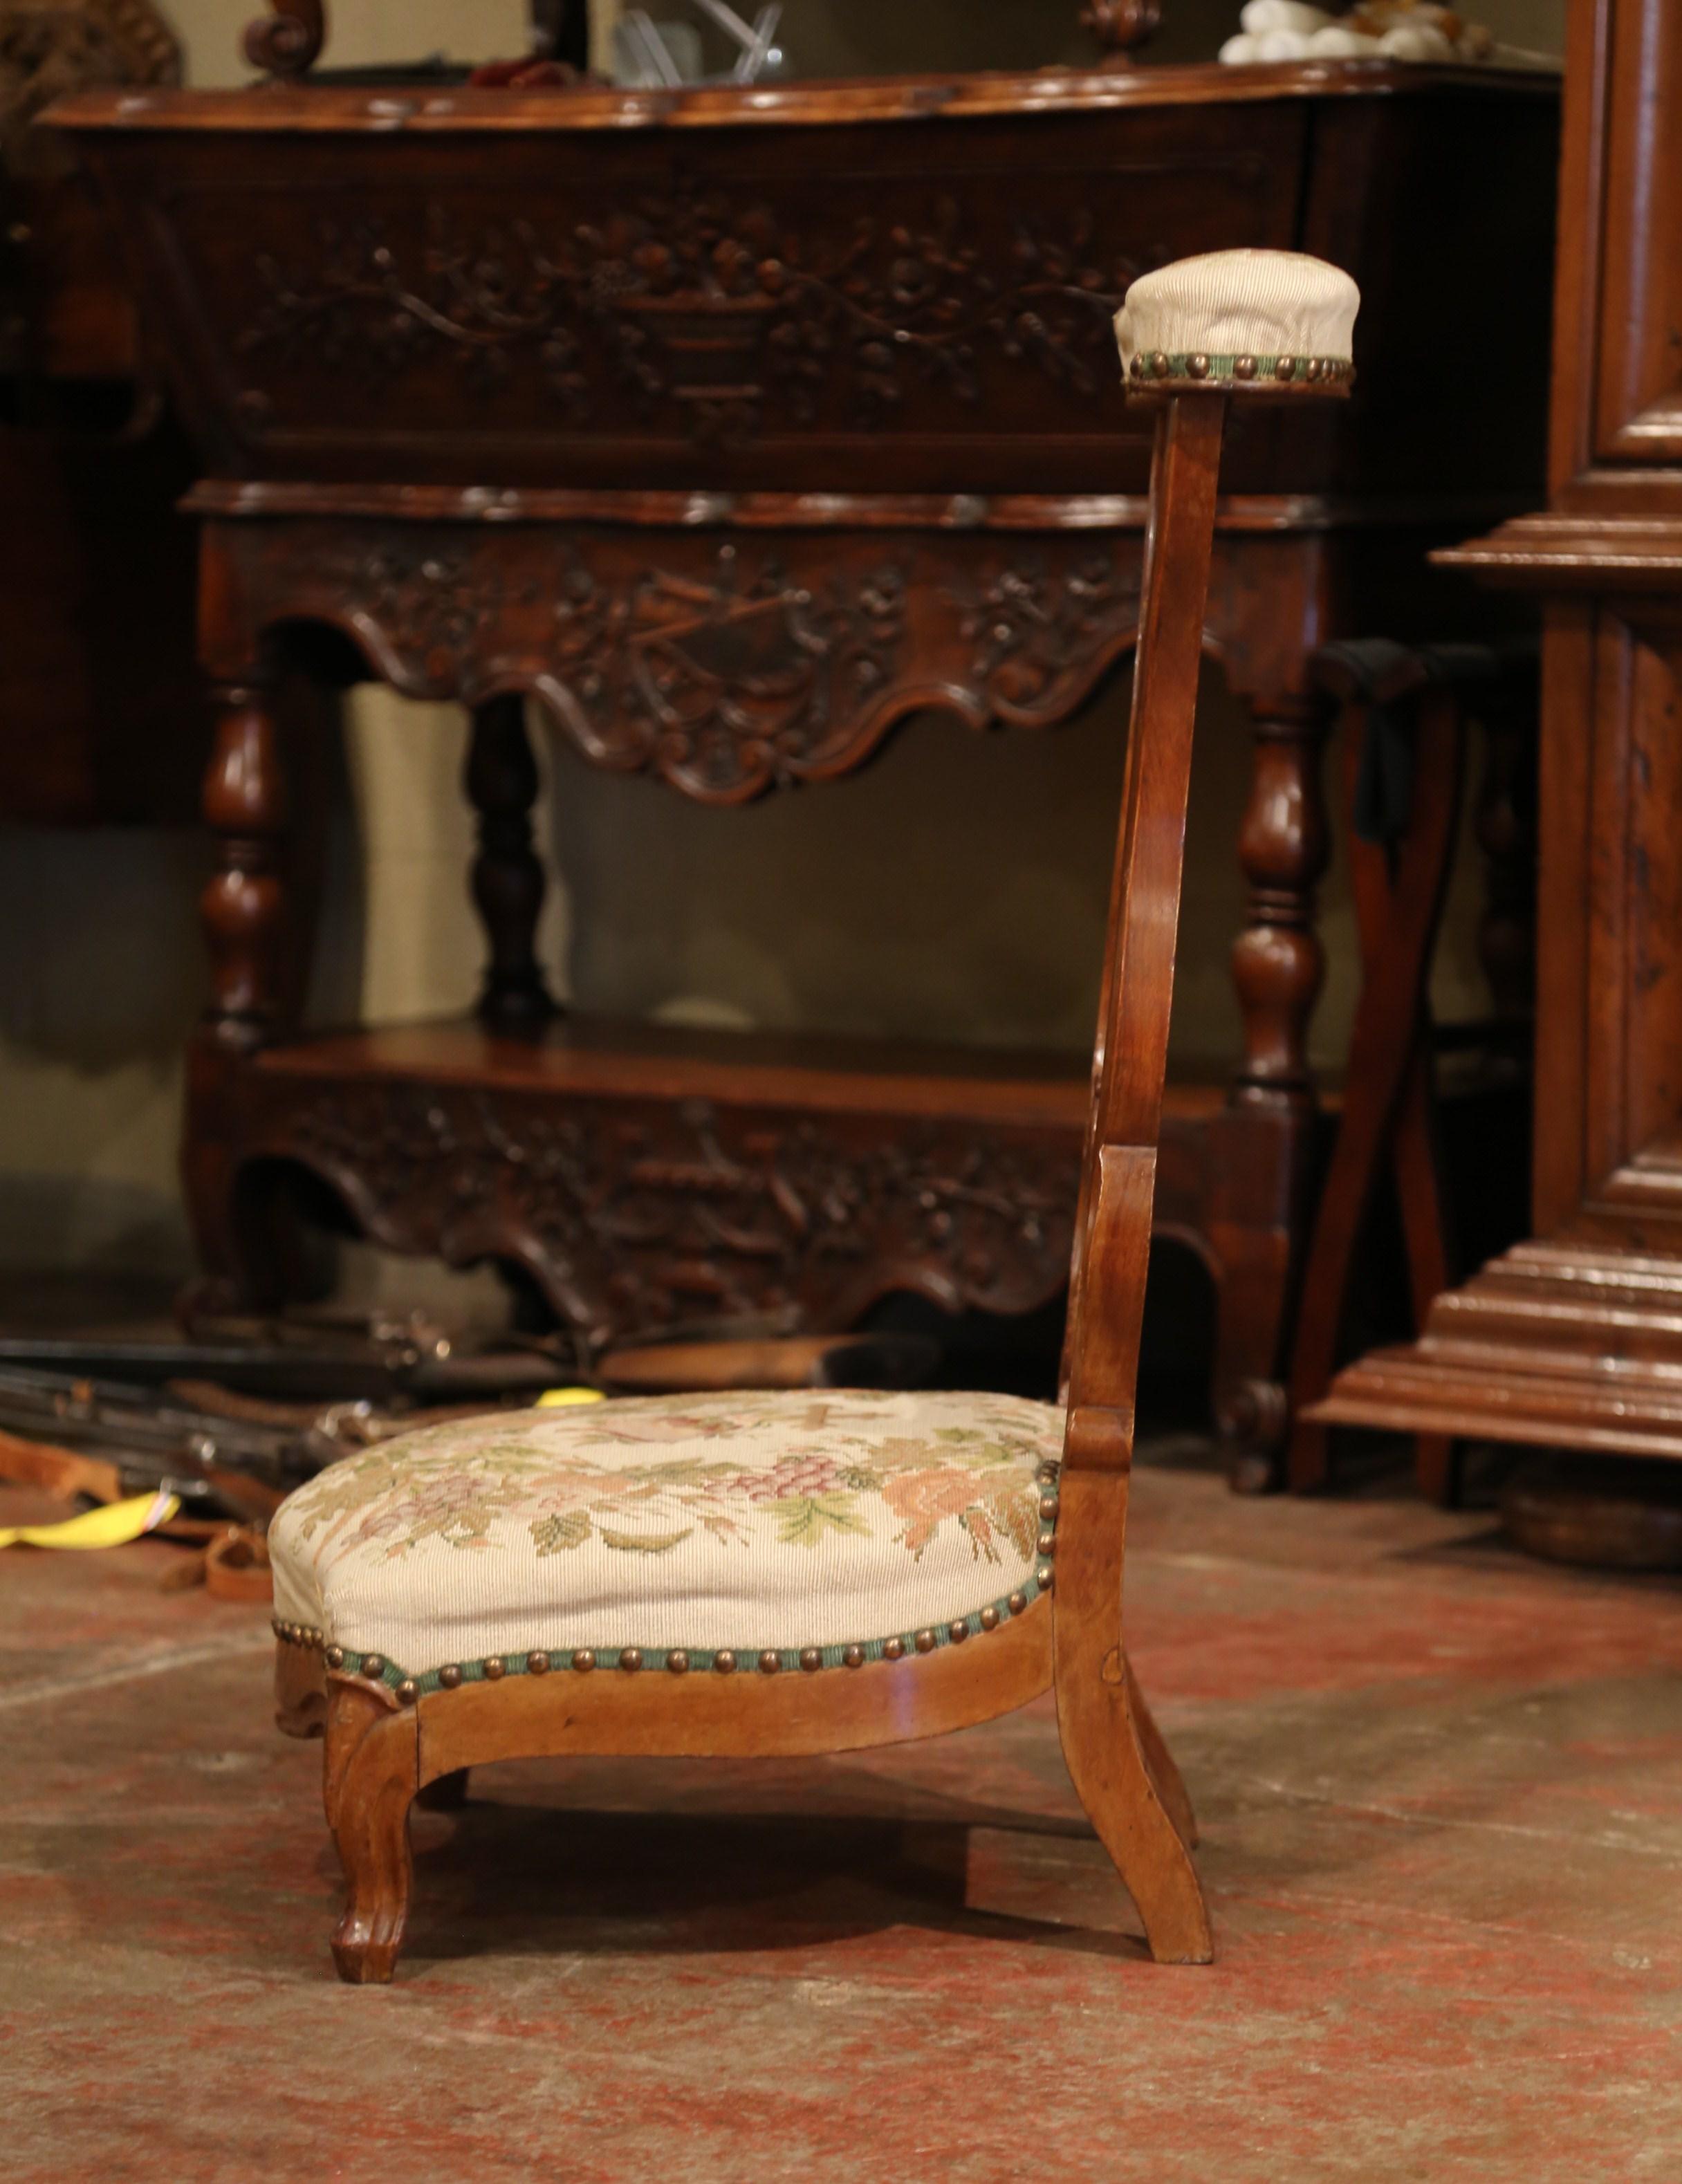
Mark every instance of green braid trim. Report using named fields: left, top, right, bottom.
left=1125, top=350, right=1354, bottom=387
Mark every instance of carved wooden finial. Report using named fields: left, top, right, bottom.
left=1081, top=0, right=1162, bottom=59
left=243, top=0, right=325, bottom=80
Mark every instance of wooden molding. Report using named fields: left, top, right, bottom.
left=1313, top=1239, right=1682, bottom=1462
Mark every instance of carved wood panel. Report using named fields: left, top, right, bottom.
left=1569, top=604, right=1682, bottom=1223
left=237, top=1075, right=1084, bottom=1346
left=201, top=504, right=1373, bottom=803
left=95, top=104, right=1315, bottom=490
left=206, top=513, right=1152, bottom=800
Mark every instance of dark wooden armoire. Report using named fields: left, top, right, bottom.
left=1318, top=0, right=1682, bottom=1475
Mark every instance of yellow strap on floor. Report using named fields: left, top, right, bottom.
left=535, top=1387, right=607, bottom=1408
left=0, top=1486, right=180, bottom=1551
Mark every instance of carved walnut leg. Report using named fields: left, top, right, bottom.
left=199, top=678, right=291, bottom=1051
left=323, top=1677, right=419, bottom=1986
left=465, top=692, right=559, bottom=1034
left=1220, top=689, right=1333, bottom=1489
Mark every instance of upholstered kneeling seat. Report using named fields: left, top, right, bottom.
left=271, top=1389, right=1062, bottom=1685
left=270, top=246, right=1360, bottom=1986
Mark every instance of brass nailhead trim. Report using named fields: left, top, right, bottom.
left=1275, top=355, right=1297, bottom=381
left=324, top=1645, right=344, bottom=1670
left=1187, top=352, right=1209, bottom=379
left=1235, top=354, right=1257, bottom=380
left=349, top=1555, right=1062, bottom=1691
left=1151, top=350, right=1170, bottom=378
left=1039, top=1494, right=1059, bottom=1520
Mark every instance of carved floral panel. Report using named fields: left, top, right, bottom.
left=236, top=190, right=1149, bottom=447
left=264, top=1083, right=1083, bottom=1346
left=216, top=518, right=1147, bottom=799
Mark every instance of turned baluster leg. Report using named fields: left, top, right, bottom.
left=199, top=678, right=291, bottom=1051
left=1215, top=689, right=1333, bottom=1488
left=1233, top=692, right=1332, bottom=1104
left=465, top=692, right=559, bottom=1034
left=179, top=677, right=297, bottom=1317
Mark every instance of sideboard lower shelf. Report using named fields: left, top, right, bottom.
left=185, top=1015, right=1275, bottom=1371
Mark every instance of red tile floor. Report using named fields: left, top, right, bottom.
left=4, top=1440, right=1681, bottom=2183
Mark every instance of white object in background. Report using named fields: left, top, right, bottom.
left=1378, top=22, right=1455, bottom=57
left=1219, top=4, right=1559, bottom=68
left=1309, top=24, right=1383, bottom=53
left=613, top=0, right=784, bottom=84
left=1239, top=0, right=1332, bottom=30
left=687, top=0, right=786, bottom=81
left=613, top=12, right=704, bottom=82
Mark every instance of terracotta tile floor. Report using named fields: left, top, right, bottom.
left=4, top=1443, right=1681, bottom=2183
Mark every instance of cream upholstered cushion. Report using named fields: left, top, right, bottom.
left=269, top=1388, right=1062, bottom=1687
left=1115, top=249, right=1360, bottom=376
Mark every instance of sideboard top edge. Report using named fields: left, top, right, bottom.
left=44, top=60, right=1559, bottom=139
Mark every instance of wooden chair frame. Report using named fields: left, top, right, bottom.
left=278, top=378, right=1337, bottom=1981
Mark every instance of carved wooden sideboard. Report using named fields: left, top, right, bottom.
left=53, top=61, right=1558, bottom=1476
left=1310, top=0, right=1682, bottom=1486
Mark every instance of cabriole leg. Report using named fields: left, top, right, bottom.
left=323, top=1678, right=419, bottom=1986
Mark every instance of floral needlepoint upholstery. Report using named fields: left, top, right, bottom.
left=269, top=1388, right=1062, bottom=1683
